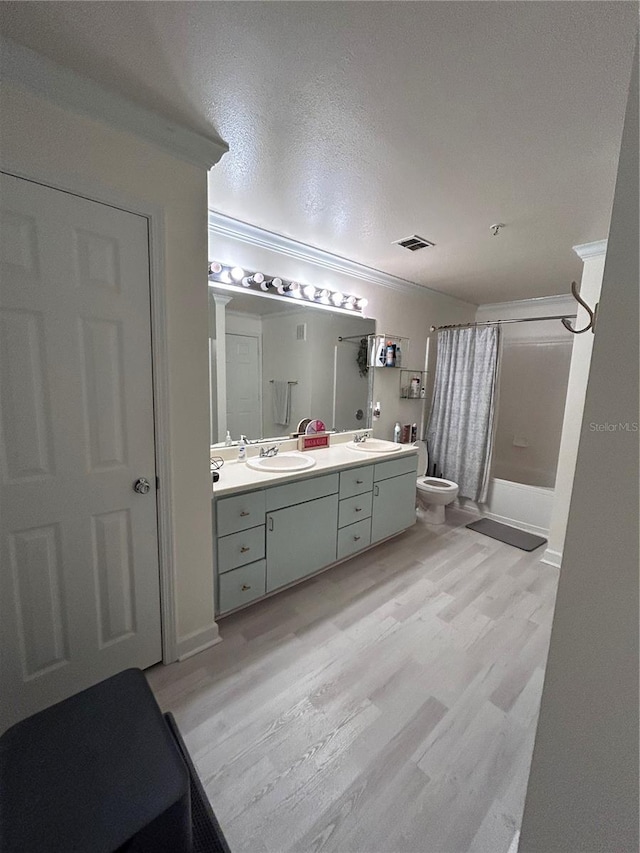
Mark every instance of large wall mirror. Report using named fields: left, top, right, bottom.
left=209, top=288, right=375, bottom=445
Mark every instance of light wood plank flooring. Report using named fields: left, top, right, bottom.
left=148, top=507, right=559, bottom=853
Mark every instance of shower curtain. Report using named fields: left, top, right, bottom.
left=427, top=326, right=500, bottom=502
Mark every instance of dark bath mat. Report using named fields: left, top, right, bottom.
left=466, top=518, right=547, bottom=551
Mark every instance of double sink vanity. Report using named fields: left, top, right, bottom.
left=212, top=436, right=418, bottom=616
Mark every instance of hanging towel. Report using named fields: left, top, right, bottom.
left=272, top=381, right=291, bottom=426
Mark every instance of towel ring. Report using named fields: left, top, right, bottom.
left=562, top=281, right=598, bottom=335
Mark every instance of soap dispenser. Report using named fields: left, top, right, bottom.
left=237, top=435, right=247, bottom=462
left=225, top=430, right=232, bottom=446
left=393, top=422, right=401, bottom=443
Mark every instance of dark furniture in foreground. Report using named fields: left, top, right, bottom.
left=0, top=668, right=230, bottom=853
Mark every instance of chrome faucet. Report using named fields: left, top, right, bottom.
left=353, top=433, right=368, bottom=444
left=259, top=444, right=279, bottom=458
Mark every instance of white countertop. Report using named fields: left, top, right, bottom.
left=212, top=440, right=418, bottom=497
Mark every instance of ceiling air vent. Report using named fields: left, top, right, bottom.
left=393, top=234, right=435, bottom=251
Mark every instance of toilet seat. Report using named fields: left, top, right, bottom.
left=416, top=477, right=458, bottom=493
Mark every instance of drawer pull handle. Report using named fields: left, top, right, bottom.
left=354, top=507, right=362, bottom=513
left=241, top=584, right=251, bottom=591
left=374, top=485, right=380, bottom=497
left=240, top=546, right=250, bottom=553
left=356, top=479, right=364, bottom=485
left=268, top=516, right=274, bottom=532
left=240, top=511, right=250, bottom=517
left=354, top=535, right=361, bottom=541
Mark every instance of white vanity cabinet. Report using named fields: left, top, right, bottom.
left=213, top=451, right=418, bottom=616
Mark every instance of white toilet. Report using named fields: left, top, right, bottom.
left=416, top=441, right=459, bottom=524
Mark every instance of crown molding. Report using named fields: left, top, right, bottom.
left=573, top=239, right=608, bottom=261
left=207, top=209, right=473, bottom=307
left=0, top=36, right=228, bottom=171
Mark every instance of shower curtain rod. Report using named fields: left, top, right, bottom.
left=430, top=313, right=577, bottom=332
left=337, top=334, right=368, bottom=342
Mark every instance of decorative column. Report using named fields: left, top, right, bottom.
left=542, top=239, right=607, bottom=567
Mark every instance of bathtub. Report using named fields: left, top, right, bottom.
left=457, top=476, right=554, bottom=538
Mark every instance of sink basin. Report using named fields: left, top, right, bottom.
left=246, top=452, right=317, bottom=473
left=344, top=439, right=404, bottom=453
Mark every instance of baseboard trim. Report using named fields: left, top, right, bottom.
left=484, top=510, right=549, bottom=539
left=541, top=547, right=563, bottom=568
left=176, top=623, right=221, bottom=661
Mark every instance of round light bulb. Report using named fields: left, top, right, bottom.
left=356, top=297, right=368, bottom=310
left=219, top=270, right=231, bottom=284
left=208, top=261, right=222, bottom=275
left=319, top=289, right=331, bottom=304
left=241, top=276, right=252, bottom=288
left=303, top=284, right=317, bottom=300
left=290, top=282, right=302, bottom=298
left=253, top=272, right=265, bottom=284
left=331, top=291, right=343, bottom=306
left=230, top=266, right=245, bottom=282
left=344, top=296, right=357, bottom=309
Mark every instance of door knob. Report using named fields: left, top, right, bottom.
left=133, top=477, right=151, bottom=495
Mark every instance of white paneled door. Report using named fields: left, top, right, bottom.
left=226, top=333, right=261, bottom=439
left=0, top=173, right=161, bottom=731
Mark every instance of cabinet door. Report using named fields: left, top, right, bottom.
left=266, top=494, right=338, bottom=592
left=371, top=472, right=416, bottom=544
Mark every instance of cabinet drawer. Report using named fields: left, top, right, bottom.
left=338, top=491, right=373, bottom=528
left=217, top=525, right=265, bottom=574
left=217, top=490, right=265, bottom=536
left=218, top=560, right=266, bottom=614
left=265, top=473, right=339, bottom=511
left=374, top=453, right=418, bottom=482
left=339, top=465, right=374, bottom=499
left=337, top=518, right=371, bottom=560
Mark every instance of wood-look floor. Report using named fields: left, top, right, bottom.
left=148, top=507, right=559, bottom=853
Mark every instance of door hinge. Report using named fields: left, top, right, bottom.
left=156, top=476, right=160, bottom=490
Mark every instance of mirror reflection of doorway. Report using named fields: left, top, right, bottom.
left=333, top=338, right=371, bottom=432
left=225, top=333, right=262, bottom=439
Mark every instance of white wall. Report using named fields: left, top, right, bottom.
left=520, top=43, right=638, bottom=852
left=0, top=80, right=217, bottom=657
left=543, top=245, right=606, bottom=566
left=476, top=297, right=574, bottom=489
left=261, top=309, right=312, bottom=436
left=208, top=218, right=477, bottom=444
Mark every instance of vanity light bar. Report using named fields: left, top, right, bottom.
left=207, top=262, right=368, bottom=313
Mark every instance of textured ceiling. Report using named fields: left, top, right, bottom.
left=1, top=1, right=636, bottom=303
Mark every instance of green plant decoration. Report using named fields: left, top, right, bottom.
left=357, top=337, right=369, bottom=377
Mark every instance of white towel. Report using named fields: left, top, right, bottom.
left=272, top=381, right=291, bottom=426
